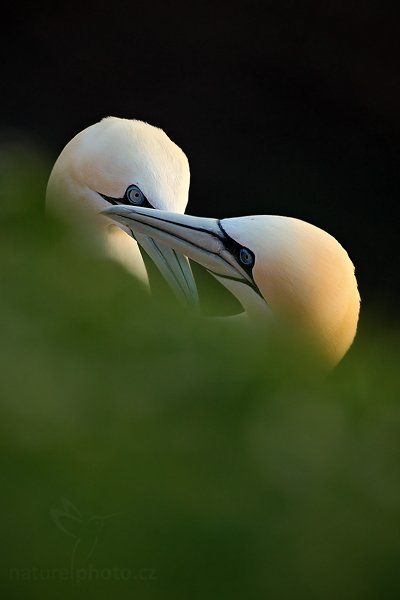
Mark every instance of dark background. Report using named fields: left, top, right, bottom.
left=2, top=6, right=400, bottom=598
left=2, top=1, right=399, bottom=312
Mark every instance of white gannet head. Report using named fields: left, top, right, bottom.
left=46, top=117, right=197, bottom=306
left=102, top=205, right=360, bottom=366
left=221, top=215, right=360, bottom=364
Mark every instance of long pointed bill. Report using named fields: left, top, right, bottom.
left=101, top=205, right=258, bottom=290
left=134, top=232, right=199, bottom=309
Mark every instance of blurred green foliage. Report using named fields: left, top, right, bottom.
left=1, top=145, right=400, bottom=599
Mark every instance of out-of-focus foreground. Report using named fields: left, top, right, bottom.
left=1, top=147, right=400, bottom=600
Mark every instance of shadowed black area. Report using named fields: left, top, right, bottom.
left=1, top=1, right=399, bottom=309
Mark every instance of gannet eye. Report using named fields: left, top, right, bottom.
left=126, top=185, right=146, bottom=205
left=239, top=247, right=254, bottom=267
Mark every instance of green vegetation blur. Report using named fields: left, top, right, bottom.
left=1, top=144, right=400, bottom=600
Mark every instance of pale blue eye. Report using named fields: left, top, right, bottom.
left=126, top=185, right=145, bottom=205
left=239, top=248, right=254, bottom=266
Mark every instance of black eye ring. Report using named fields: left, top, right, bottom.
left=125, top=184, right=146, bottom=205
left=239, top=247, right=254, bottom=267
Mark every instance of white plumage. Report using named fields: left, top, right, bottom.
left=103, top=205, right=360, bottom=365
left=46, top=116, right=198, bottom=305
left=47, top=116, right=360, bottom=364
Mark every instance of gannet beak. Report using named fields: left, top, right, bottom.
left=97, top=194, right=198, bottom=309
left=133, top=232, right=199, bottom=309
left=100, top=206, right=198, bottom=309
left=101, top=205, right=259, bottom=291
